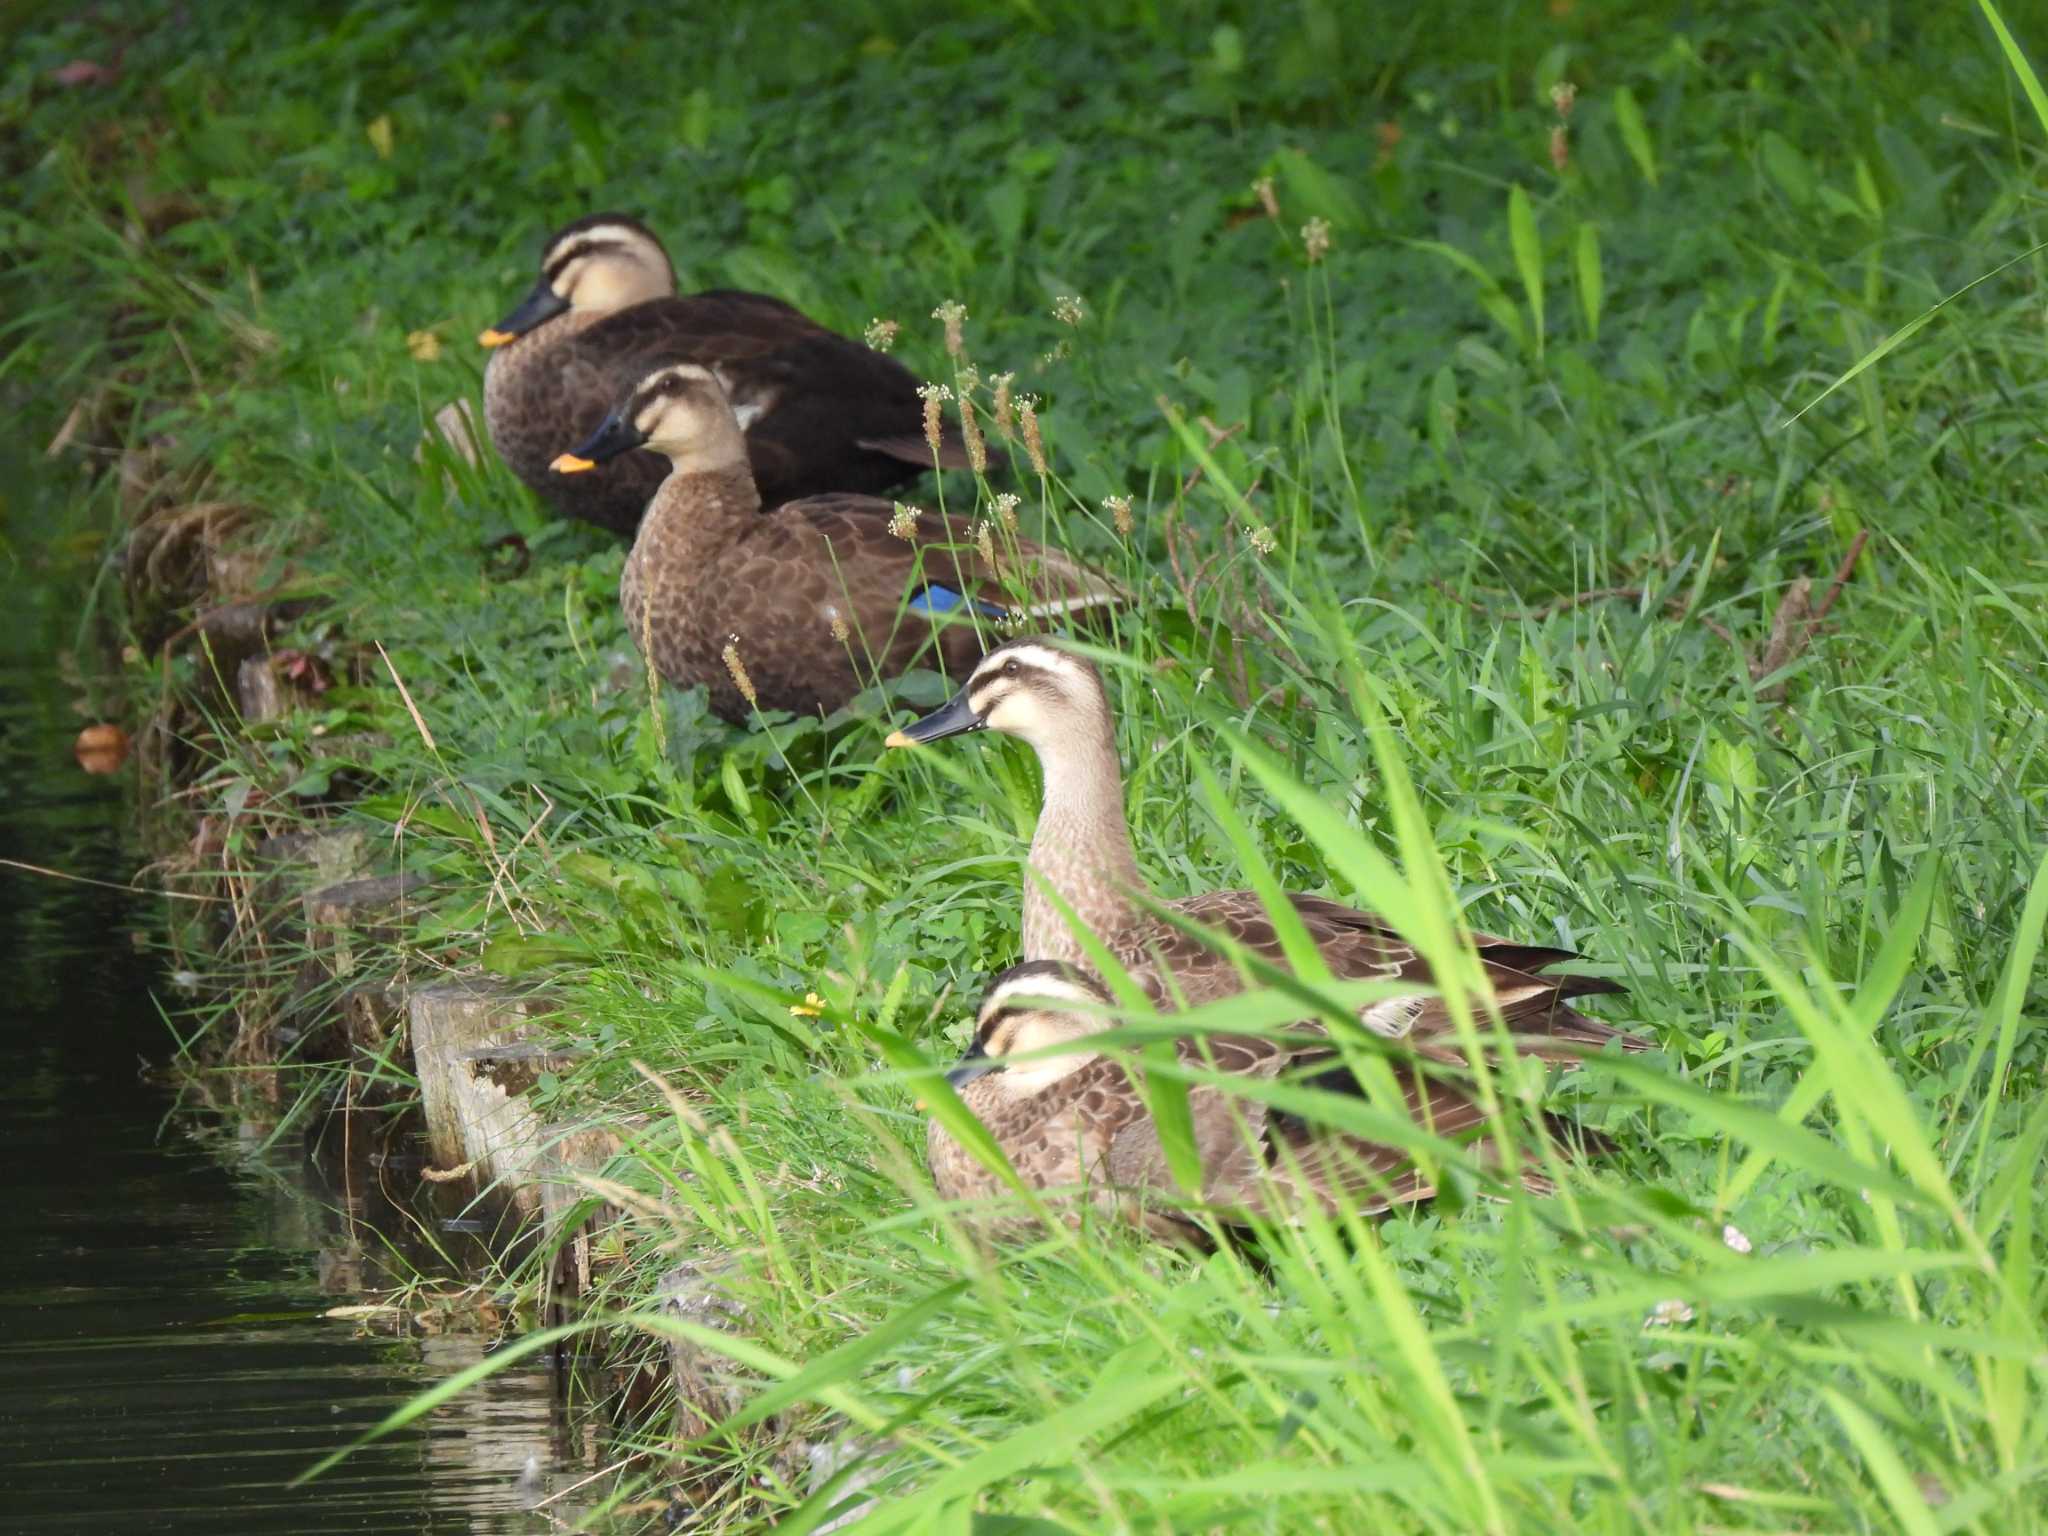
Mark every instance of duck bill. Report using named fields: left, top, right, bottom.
left=550, top=408, right=647, bottom=474
left=884, top=688, right=985, bottom=749
left=944, top=1043, right=1000, bottom=1088
left=478, top=281, right=569, bottom=347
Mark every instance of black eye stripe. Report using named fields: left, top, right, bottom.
left=976, top=1004, right=1020, bottom=1046
left=543, top=238, right=631, bottom=285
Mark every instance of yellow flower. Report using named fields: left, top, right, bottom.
left=788, top=991, right=827, bottom=1018
left=405, top=329, right=442, bottom=362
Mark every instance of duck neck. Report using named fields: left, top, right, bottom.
left=486, top=306, right=604, bottom=378
left=1020, top=721, right=1148, bottom=966
left=621, top=462, right=759, bottom=642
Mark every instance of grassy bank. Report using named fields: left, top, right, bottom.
left=8, top=1, right=2048, bottom=1529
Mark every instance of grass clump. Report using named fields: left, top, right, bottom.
left=6, top=0, right=2048, bottom=1529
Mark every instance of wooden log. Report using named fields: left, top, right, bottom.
left=407, top=979, right=571, bottom=1212
left=659, top=1262, right=751, bottom=1441
left=236, top=655, right=287, bottom=723
left=537, top=1123, right=625, bottom=1325
left=303, top=870, right=428, bottom=985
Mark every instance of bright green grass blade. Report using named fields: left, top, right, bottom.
left=1822, top=1388, right=1941, bottom=1536
left=292, top=1321, right=592, bottom=1484
left=1978, top=0, right=2048, bottom=140
left=1785, top=240, right=2048, bottom=426
left=1966, top=842, right=2048, bottom=1186
left=1725, top=855, right=1940, bottom=1208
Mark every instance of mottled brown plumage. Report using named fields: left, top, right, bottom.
left=890, top=638, right=1649, bottom=1063
left=928, top=964, right=1610, bottom=1241
left=482, top=212, right=987, bottom=534
left=559, top=367, right=1121, bottom=724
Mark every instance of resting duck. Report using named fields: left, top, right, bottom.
left=887, top=637, right=1647, bottom=1062
left=553, top=368, right=1121, bottom=723
left=927, top=963, right=1615, bottom=1241
left=481, top=212, right=983, bottom=533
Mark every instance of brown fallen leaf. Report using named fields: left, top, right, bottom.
left=50, top=59, right=117, bottom=87
left=74, top=722, right=129, bottom=774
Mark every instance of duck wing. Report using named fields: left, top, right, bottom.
left=1139, top=891, right=1646, bottom=1060
left=771, top=496, right=1124, bottom=632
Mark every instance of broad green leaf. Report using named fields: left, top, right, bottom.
left=1508, top=184, right=1545, bottom=359
left=1613, top=86, right=1658, bottom=186
left=1574, top=221, right=1603, bottom=342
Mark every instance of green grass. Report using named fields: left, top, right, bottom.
left=7, top=0, right=2048, bottom=1529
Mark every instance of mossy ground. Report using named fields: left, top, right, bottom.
left=7, top=2, right=2048, bottom=1530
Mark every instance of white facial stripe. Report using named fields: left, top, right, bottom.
left=545, top=225, right=658, bottom=267
left=978, top=976, right=1109, bottom=1028
left=631, top=364, right=717, bottom=399
left=979, top=643, right=1072, bottom=682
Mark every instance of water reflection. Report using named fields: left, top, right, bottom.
left=0, top=502, right=592, bottom=1531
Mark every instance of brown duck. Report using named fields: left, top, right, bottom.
left=481, top=212, right=984, bottom=533
left=929, top=963, right=1616, bottom=1241
left=553, top=368, right=1121, bottom=724
left=888, top=638, right=1648, bottom=1063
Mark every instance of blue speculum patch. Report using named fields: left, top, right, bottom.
left=910, top=585, right=1004, bottom=618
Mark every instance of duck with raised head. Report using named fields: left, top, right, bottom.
left=481, top=212, right=985, bottom=533
left=887, top=637, right=1648, bottom=1063
left=553, top=369, right=1122, bottom=723
left=929, top=963, right=1612, bottom=1241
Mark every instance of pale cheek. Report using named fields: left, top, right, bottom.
left=576, top=267, right=635, bottom=312
left=984, top=695, right=1040, bottom=737
left=999, top=1053, right=1093, bottom=1098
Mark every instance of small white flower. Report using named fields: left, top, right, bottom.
left=1722, top=1223, right=1751, bottom=1254
left=1301, top=216, right=1332, bottom=263
left=1248, top=524, right=1278, bottom=555
left=887, top=503, right=922, bottom=540
left=863, top=318, right=900, bottom=352
left=1645, top=1298, right=1694, bottom=1328
left=1052, top=294, right=1085, bottom=326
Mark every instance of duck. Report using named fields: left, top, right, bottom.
left=551, top=367, right=1122, bottom=724
left=886, top=637, right=1648, bottom=1064
left=927, top=962, right=1613, bottom=1241
left=480, top=212, right=986, bottom=534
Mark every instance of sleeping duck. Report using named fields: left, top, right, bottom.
left=481, top=212, right=985, bottom=533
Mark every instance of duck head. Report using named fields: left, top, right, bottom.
left=949, top=961, right=1116, bottom=1098
left=550, top=362, right=747, bottom=475
left=479, top=212, right=675, bottom=347
left=884, top=637, right=1111, bottom=753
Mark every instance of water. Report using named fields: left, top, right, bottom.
left=0, top=488, right=589, bottom=1529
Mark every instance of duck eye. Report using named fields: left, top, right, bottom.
left=1001, top=658, right=1020, bottom=677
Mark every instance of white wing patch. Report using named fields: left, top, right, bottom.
left=1358, top=995, right=1426, bottom=1039
left=1006, top=590, right=1124, bottom=621
left=713, top=366, right=777, bottom=433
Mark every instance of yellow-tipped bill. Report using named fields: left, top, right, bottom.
left=884, top=730, right=915, bottom=749
left=478, top=327, right=517, bottom=348
left=550, top=453, right=597, bottom=475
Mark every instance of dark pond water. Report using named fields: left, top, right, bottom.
left=0, top=488, right=590, bottom=1530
